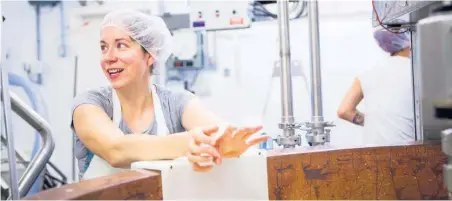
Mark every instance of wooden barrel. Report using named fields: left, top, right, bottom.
left=23, top=141, right=448, bottom=200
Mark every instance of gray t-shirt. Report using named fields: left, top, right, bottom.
left=70, top=85, right=194, bottom=179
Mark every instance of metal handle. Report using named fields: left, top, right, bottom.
left=9, top=91, right=55, bottom=198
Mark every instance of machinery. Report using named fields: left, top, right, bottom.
left=424, top=2, right=452, bottom=197
left=372, top=0, right=452, bottom=196
left=441, top=116, right=452, bottom=199
left=164, top=1, right=250, bottom=92
left=270, top=0, right=334, bottom=148
left=165, top=0, right=319, bottom=147
left=188, top=1, right=251, bottom=31
left=165, top=31, right=215, bottom=94
left=166, top=0, right=307, bottom=95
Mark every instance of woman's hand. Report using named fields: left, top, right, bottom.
left=214, top=126, right=269, bottom=158
left=186, top=127, right=222, bottom=172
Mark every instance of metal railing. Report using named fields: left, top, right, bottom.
left=8, top=92, right=55, bottom=198
left=1, top=64, right=55, bottom=199
left=1, top=65, right=20, bottom=200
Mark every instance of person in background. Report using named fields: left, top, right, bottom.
left=337, top=29, right=415, bottom=144
left=71, top=9, right=268, bottom=180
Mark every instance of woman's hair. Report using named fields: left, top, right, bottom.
left=101, top=9, right=173, bottom=74
left=139, top=45, right=155, bottom=75
left=373, top=30, right=411, bottom=55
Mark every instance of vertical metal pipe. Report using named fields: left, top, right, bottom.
left=58, top=2, right=67, bottom=57
left=72, top=56, right=78, bottom=182
left=308, top=0, right=324, bottom=120
left=277, top=0, right=295, bottom=136
left=1, top=65, right=20, bottom=200
left=36, top=4, right=41, bottom=61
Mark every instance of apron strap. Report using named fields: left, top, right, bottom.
left=151, top=85, right=169, bottom=136
left=112, top=89, right=122, bottom=127
left=112, top=85, right=169, bottom=135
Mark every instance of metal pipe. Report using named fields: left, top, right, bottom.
left=277, top=0, right=295, bottom=137
left=72, top=56, right=78, bottom=182
left=58, top=2, right=67, bottom=57
left=1, top=65, right=20, bottom=199
left=10, top=91, right=55, bottom=198
left=36, top=4, right=41, bottom=61
left=308, top=0, right=324, bottom=121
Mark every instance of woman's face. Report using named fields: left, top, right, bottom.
left=100, top=26, right=153, bottom=89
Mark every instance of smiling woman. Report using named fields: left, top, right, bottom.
left=70, top=9, right=268, bottom=181
left=99, top=28, right=154, bottom=88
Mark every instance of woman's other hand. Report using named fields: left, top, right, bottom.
left=186, top=127, right=222, bottom=172
left=215, top=126, right=269, bottom=158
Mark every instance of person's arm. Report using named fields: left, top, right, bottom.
left=337, top=77, right=365, bottom=126
left=181, top=96, right=268, bottom=159
left=73, top=104, right=201, bottom=168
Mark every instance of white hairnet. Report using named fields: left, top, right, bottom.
left=100, top=9, right=173, bottom=65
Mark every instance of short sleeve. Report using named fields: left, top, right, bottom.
left=156, top=86, right=195, bottom=133
left=70, top=87, right=112, bottom=130
left=169, top=90, right=195, bottom=124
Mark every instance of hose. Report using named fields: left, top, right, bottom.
left=251, top=0, right=308, bottom=20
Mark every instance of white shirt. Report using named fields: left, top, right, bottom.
left=358, top=56, right=415, bottom=144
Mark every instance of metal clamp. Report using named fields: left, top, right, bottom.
left=301, top=120, right=335, bottom=146
left=278, top=122, right=302, bottom=130
left=274, top=133, right=302, bottom=148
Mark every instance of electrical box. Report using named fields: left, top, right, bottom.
left=188, top=1, right=251, bottom=31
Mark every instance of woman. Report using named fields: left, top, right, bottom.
left=337, top=29, right=415, bottom=144
left=71, top=10, right=268, bottom=180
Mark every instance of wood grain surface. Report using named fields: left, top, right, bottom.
left=21, top=142, right=448, bottom=200
left=267, top=142, right=448, bottom=200
left=23, top=170, right=162, bottom=200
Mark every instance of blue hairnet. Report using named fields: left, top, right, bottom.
left=373, top=30, right=410, bottom=54
left=100, top=9, right=173, bottom=65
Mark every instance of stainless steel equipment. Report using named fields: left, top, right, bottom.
left=442, top=128, right=452, bottom=198
left=274, top=0, right=302, bottom=148
left=411, top=1, right=452, bottom=197
left=1, top=66, right=55, bottom=198
left=415, top=2, right=452, bottom=141
left=1, top=62, right=20, bottom=200
left=9, top=92, right=55, bottom=198
left=274, top=0, right=334, bottom=148
left=302, top=0, right=334, bottom=146
left=438, top=90, right=452, bottom=198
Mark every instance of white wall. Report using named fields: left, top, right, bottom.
left=2, top=0, right=388, bottom=183
left=2, top=0, right=79, bottom=182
